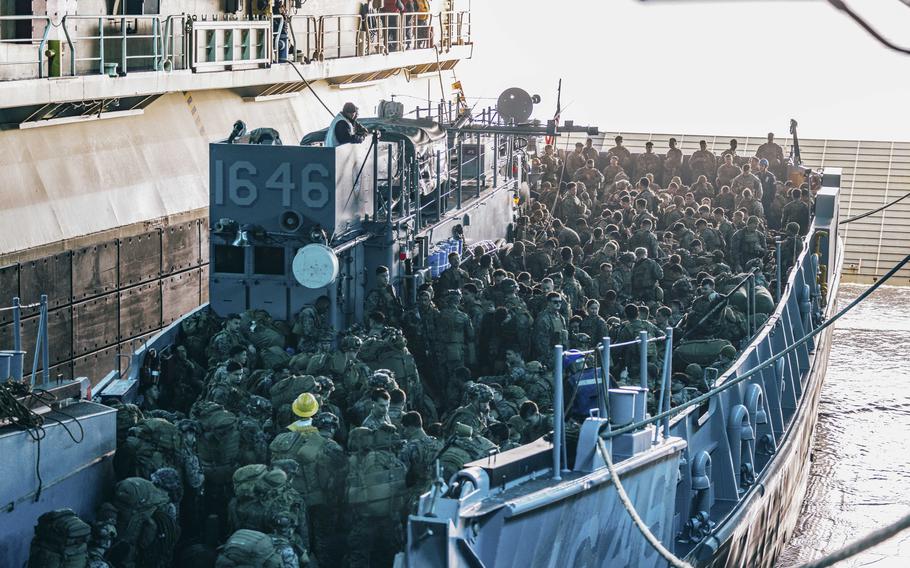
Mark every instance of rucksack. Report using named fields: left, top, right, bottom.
left=216, top=529, right=282, bottom=568
left=346, top=450, right=407, bottom=517
left=112, top=477, right=179, bottom=567
left=128, top=418, right=183, bottom=477
left=28, top=509, right=91, bottom=568
left=269, top=431, right=327, bottom=506
left=269, top=375, right=317, bottom=428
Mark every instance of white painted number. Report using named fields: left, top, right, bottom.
left=228, top=161, right=258, bottom=206
left=301, top=164, right=331, bottom=208
left=265, top=162, right=294, bottom=207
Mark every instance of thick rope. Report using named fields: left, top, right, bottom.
left=799, top=511, right=910, bottom=568
left=596, top=437, right=692, bottom=568
left=839, top=190, right=910, bottom=225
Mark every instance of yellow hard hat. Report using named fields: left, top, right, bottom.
left=292, top=392, right=319, bottom=418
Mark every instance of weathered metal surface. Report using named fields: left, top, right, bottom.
left=161, top=268, right=201, bottom=325
left=19, top=307, right=73, bottom=367
left=200, top=222, right=210, bottom=263
left=73, top=345, right=120, bottom=386
left=0, top=264, right=19, bottom=326
left=0, top=402, right=116, bottom=568
left=119, top=230, right=162, bottom=286
left=19, top=251, right=71, bottom=308
left=200, top=264, right=210, bottom=303
left=72, top=241, right=119, bottom=301
left=72, top=295, right=119, bottom=355
left=119, top=282, right=162, bottom=341
left=162, top=221, right=201, bottom=275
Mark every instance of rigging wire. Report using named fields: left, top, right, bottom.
left=827, top=0, right=910, bottom=55
left=798, top=510, right=910, bottom=567
left=286, top=60, right=337, bottom=119
left=839, top=190, right=910, bottom=224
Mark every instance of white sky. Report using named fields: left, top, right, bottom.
left=456, top=0, right=910, bottom=141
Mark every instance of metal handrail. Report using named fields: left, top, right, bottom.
left=191, top=19, right=272, bottom=72
left=2, top=9, right=471, bottom=81
left=0, top=16, right=52, bottom=80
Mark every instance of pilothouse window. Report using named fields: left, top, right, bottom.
left=213, top=245, right=245, bottom=274
left=253, top=246, right=286, bottom=276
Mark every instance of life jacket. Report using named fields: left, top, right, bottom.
left=346, top=450, right=408, bottom=517
left=27, top=509, right=91, bottom=568
left=216, top=529, right=282, bottom=568
left=269, top=431, right=328, bottom=506
left=325, top=113, right=353, bottom=148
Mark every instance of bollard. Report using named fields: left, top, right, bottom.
left=552, top=344, right=564, bottom=481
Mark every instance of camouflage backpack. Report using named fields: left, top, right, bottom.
left=216, top=529, right=282, bottom=568
left=127, top=418, right=184, bottom=478
left=195, top=405, right=240, bottom=482
left=27, top=509, right=91, bottom=568
left=269, top=374, right=317, bottom=428
left=269, top=431, right=328, bottom=506
left=229, top=465, right=272, bottom=533
left=259, top=345, right=291, bottom=371
left=346, top=449, right=408, bottom=517
left=112, top=477, right=179, bottom=567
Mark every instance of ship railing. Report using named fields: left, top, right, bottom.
left=364, top=13, right=404, bottom=55
left=60, top=14, right=187, bottom=76
left=438, top=10, right=472, bottom=51
left=278, top=14, right=319, bottom=63
left=190, top=18, right=272, bottom=72
left=317, top=14, right=364, bottom=60
left=401, top=11, right=435, bottom=51
left=0, top=15, right=52, bottom=81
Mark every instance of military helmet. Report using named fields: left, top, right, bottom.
left=525, top=361, right=544, bottom=374
left=313, top=412, right=340, bottom=431
left=270, top=459, right=300, bottom=478
left=291, top=392, right=319, bottom=418
left=720, top=345, right=737, bottom=359
left=348, top=427, right=373, bottom=452
left=470, top=383, right=495, bottom=403
left=315, top=375, right=335, bottom=392
left=685, top=364, right=704, bottom=382
left=260, top=468, right=288, bottom=490
left=786, top=222, right=800, bottom=235
left=341, top=335, right=363, bottom=352
left=503, top=385, right=527, bottom=401
left=233, top=464, right=268, bottom=487
left=619, top=251, right=635, bottom=263
left=368, top=370, right=398, bottom=391
left=150, top=467, right=182, bottom=496
left=501, top=277, right=518, bottom=291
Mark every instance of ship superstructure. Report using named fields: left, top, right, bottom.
left=0, top=0, right=473, bottom=383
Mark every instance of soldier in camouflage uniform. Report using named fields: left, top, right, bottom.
left=207, top=314, right=251, bottom=366
left=364, top=265, right=403, bottom=326
left=206, top=361, right=248, bottom=415
left=628, top=218, right=660, bottom=260
left=689, top=140, right=716, bottom=183
left=602, top=154, right=625, bottom=185
left=730, top=216, right=767, bottom=272
left=434, top=289, right=476, bottom=406
left=579, top=299, right=609, bottom=343
left=532, top=292, right=568, bottom=364
left=292, top=296, right=331, bottom=353
left=615, top=304, right=657, bottom=381
left=613, top=252, right=635, bottom=302
left=715, top=153, right=740, bottom=192
left=436, top=252, right=471, bottom=294
left=398, top=411, right=443, bottom=505
left=606, top=135, right=632, bottom=170
left=573, top=159, right=605, bottom=191
left=635, top=141, right=662, bottom=180
left=663, top=138, right=683, bottom=187
left=438, top=422, right=497, bottom=480
left=444, top=383, right=494, bottom=437
left=731, top=163, right=763, bottom=200
left=345, top=425, right=408, bottom=568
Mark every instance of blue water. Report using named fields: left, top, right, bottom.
left=778, top=284, right=910, bottom=567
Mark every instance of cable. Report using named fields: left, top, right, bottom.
left=286, top=59, right=336, bottom=119
left=839, top=190, right=910, bottom=224
left=827, top=0, right=910, bottom=55
left=596, top=438, right=693, bottom=568
left=798, top=510, right=910, bottom=568
left=606, top=250, right=910, bottom=439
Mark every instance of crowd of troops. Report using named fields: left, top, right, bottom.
left=28, top=133, right=818, bottom=568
